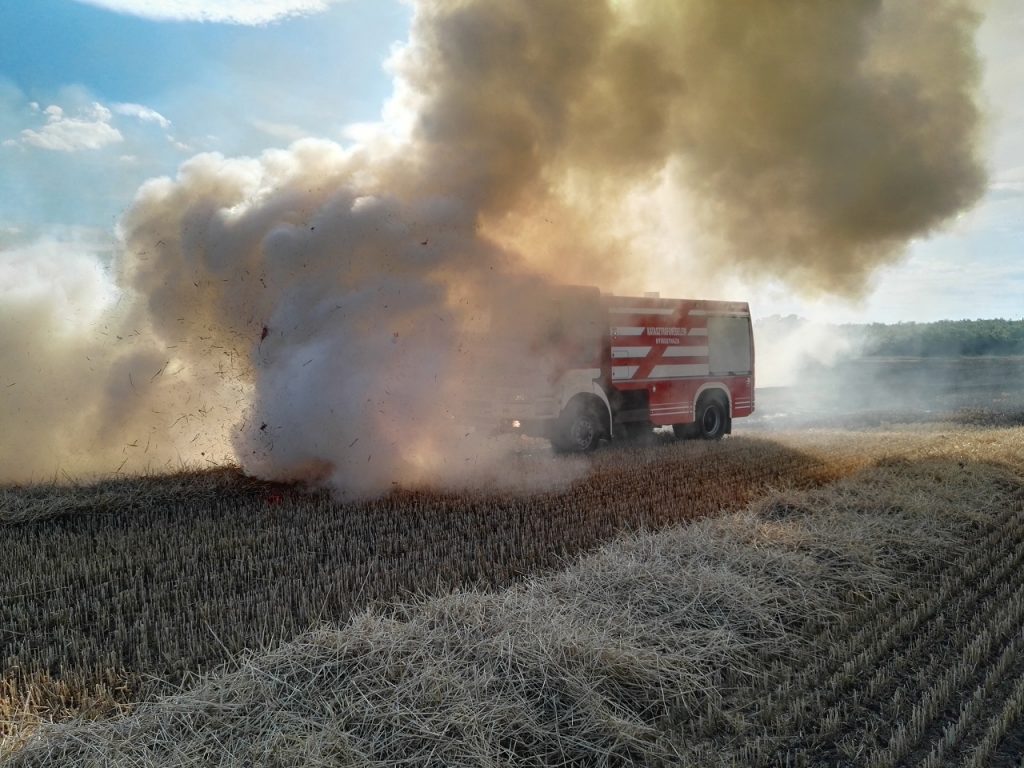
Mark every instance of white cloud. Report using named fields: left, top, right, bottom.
left=20, top=102, right=123, bottom=152
left=112, top=102, right=171, bottom=129
left=991, top=165, right=1024, bottom=195
left=251, top=118, right=308, bottom=142
left=69, top=0, right=340, bottom=24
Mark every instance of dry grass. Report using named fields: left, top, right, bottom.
left=7, top=450, right=1022, bottom=766
left=3, top=422, right=1024, bottom=764
left=0, top=432, right=856, bottom=738
left=0, top=467, right=280, bottom=526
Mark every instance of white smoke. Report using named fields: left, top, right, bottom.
left=111, top=139, right=586, bottom=496
left=0, top=0, right=988, bottom=494
left=0, top=237, right=238, bottom=480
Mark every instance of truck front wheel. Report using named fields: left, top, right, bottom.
left=553, top=398, right=604, bottom=453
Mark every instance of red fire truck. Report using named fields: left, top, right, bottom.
left=487, top=285, right=754, bottom=452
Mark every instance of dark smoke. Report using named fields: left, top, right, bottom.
left=399, top=0, right=986, bottom=293
left=0, top=0, right=988, bottom=491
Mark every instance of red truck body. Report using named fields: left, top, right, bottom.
left=485, top=285, right=755, bottom=451
left=604, top=293, right=754, bottom=427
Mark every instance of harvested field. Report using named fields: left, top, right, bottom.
left=3, top=421, right=1024, bottom=764
left=0, top=434, right=862, bottom=742
left=7, top=439, right=1024, bottom=766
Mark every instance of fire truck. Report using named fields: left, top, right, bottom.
left=487, top=285, right=754, bottom=452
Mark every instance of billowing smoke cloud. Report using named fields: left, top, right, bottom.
left=1, top=0, right=987, bottom=492
left=397, top=0, right=986, bottom=293
left=116, top=142, right=580, bottom=495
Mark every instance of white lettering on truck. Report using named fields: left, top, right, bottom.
left=646, top=327, right=688, bottom=336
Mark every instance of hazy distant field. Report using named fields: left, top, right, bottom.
left=748, top=355, right=1024, bottom=429
left=4, top=356, right=1024, bottom=766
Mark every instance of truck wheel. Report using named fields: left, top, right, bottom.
left=672, top=423, right=698, bottom=440
left=554, top=399, right=603, bottom=453
left=696, top=396, right=728, bottom=440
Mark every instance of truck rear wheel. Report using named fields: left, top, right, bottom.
left=695, top=395, right=729, bottom=440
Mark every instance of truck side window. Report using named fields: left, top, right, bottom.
left=708, top=316, right=753, bottom=375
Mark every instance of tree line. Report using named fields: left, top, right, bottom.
left=853, top=318, right=1024, bottom=357
left=756, top=316, right=1024, bottom=358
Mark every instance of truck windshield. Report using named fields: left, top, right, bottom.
left=461, top=283, right=604, bottom=388
left=518, top=284, right=604, bottom=369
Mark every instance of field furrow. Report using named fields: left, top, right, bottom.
left=751, top=503, right=1022, bottom=758
left=855, top=531, right=1024, bottom=745
left=868, top=583, right=1024, bottom=766
left=916, top=630, right=1024, bottom=768
left=963, top=665, right=1024, bottom=768
left=734, top=465, right=1024, bottom=767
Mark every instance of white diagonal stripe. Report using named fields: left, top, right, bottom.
left=650, top=364, right=710, bottom=378
left=609, top=307, right=676, bottom=315
left=611, top=365, right=640, bottom=380
left=664, top=345, right=709, bottom=357
left=611, top=346, right=651, bottom=358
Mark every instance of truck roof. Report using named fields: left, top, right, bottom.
left=602, top=293, right=750, bottom=318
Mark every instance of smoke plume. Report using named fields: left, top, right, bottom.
left=1, top=0, right=987, bottom=492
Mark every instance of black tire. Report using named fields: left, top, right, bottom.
left=695, top=396, right=729, bottom=440
left=553, top=398, right=604, bottom=453
left=672, top=422, right=698, bottom=440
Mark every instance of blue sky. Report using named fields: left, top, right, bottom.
left=0, top=0, right=409, bottom=233
left=0, top=0, right=1021, bottom=323
left=0, top=0, right=407, bottom=122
